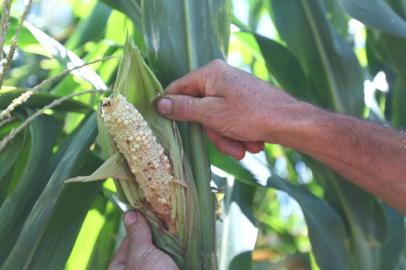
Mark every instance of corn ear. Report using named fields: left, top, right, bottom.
left=66, top=37, right=202, bottom=269
left=101, top=94, right=179, bottom=233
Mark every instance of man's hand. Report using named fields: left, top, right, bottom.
left=108, top=211, right=178, bottom=270
left=156, top=60, right=406, bottom=214
left=156, top=59, right=311, bottom=160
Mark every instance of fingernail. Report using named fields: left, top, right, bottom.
left=124, top=211, right=137, bottom=226
left=157, top=98, right=172, bottom=115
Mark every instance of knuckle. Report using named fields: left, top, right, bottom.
left=177, top=98, right=196, bottom=117
left=216, top=146, right=227, bottom=155
left=215, top=141, right=228, bottom=154
left=209, top=58, right=226, bottom=69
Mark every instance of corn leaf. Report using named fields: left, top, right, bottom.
left=24, top=154, right=102, bottom=270
left=0, top=128, right=31, bottom=203
left=24, top=22, right=108, bottom=91
left=0, top=129, right=28, bottom=205
left=215, top=174, right=258, bottom=270
left=100, top=0, right=141, bottom=29
left=65, top=3, right=112, bottom=49
left=366, top=30, right=406, bottom=127
left=209, top=145, right=350, bottom=270
left=265, top=176, right=350, bottom=270
left=0, top=114, right=61, bottom=265
left=271, top=0, right=364, bottom=116
left=65, top=152, right=132, bottom=183
left=250, top=32, right=313, bottom=102
left=380, top=205, right=406, bottom=270
left=0, top=113, right=97, bottom=270
left=0, top=128, right=27, bottom=180
left=0, top=88, right=91, bottom=113
left=65, top=194, right=115, bottom=270
left=305, top=157, right=388, bottom=270
left=209, top=143, right=258, bottom=186
left=5, top=17, right=36, bottom=46
left=85, top=198, right=122, bottom=270
left=336, top=0, right=406, bottom=38
left=141, top=3, right=232, bottom=267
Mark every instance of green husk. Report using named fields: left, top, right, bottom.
left=67, top=37, right=202, bottom=269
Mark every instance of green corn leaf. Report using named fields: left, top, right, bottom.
left=65, top=152, right=132, bottom=183
left=64, top=193, right=115, bottom=270
left=380, top=205, right=406, bottom=270
left=0, top=127, right=27, bottom=180
left=366, top=29, right=406, bottom=127
left=85, top=197, right=122, bottom=270
left=0, top=128, right=31, bottom=204
left=140, top=2, right=232, bottom=268
left=336, top=0, right=406, bottom=38
left=5, top=17, right=36, bottom=46
left=23, top=154, right=102, bottom=270
left=0, top=114, right=61, bottom=265
left=0, top=88, right=91, bottom=113
left=0, top=128, right=28, bottom=205
left=65, top=2, right=112, bottom=50
left=24, top=22, right=108, bottom=91
left=271, top=0, right=364, bottom=116
left=265, top=176, right=350, bottom=270
left=0, top=113, right=97, bottom=270
left=216, top=175, right=258, bottom=270
left=305, top=157, right=388, bottom=270
left=209, top=143, right=258, bottom=186
left=209, top=144, right=350, bottom=270
left=100, top=0, right=141, bottom=29
left=251, top=32, right=313, bottom=101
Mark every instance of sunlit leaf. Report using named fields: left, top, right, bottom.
left=24, top=22, right=108, bottom=91
left=66, top=3, right=112, bottom=49
left=26, top=154, right=102, bottom=270
left=65, top=152, right=132, bottom=183
left=337, top=0, right=406, bottom=38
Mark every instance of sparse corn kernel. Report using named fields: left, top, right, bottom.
left=101, top=94, right=175, bottom=225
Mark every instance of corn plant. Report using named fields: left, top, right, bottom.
left=0, top=0, right=405, bottom=270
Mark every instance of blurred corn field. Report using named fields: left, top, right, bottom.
left=0, top=0, right=405, bottom=270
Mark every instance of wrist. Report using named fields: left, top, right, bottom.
left=264, top=100, right=325, bottom=149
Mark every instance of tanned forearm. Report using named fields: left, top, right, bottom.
left=273, top=102, right=406, bottom=214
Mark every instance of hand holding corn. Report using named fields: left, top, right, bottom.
left=109, top=211, right=178, bottom=270
left=156, top=59, right=304, bottom=159
left=156, top=59, right=406, bottom=214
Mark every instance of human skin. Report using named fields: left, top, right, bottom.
left=156, top=59, right=406, bottom=214
left=108, top=211, right=179, bottom=270
left=111, top=59, right=406, bottom=270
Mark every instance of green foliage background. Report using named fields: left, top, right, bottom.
left=0, top=0, right=405, bottom=269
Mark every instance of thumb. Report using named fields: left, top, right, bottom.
left=124, top=211, right=179, bottom=270
left=124, top=211, right=153, bottom=247
left=156, top=95, right=207, bottom=123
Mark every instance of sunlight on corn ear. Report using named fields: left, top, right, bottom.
left=101, top=94, right=179, bottom=233
left=66, top=37, right=202, bottom=269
